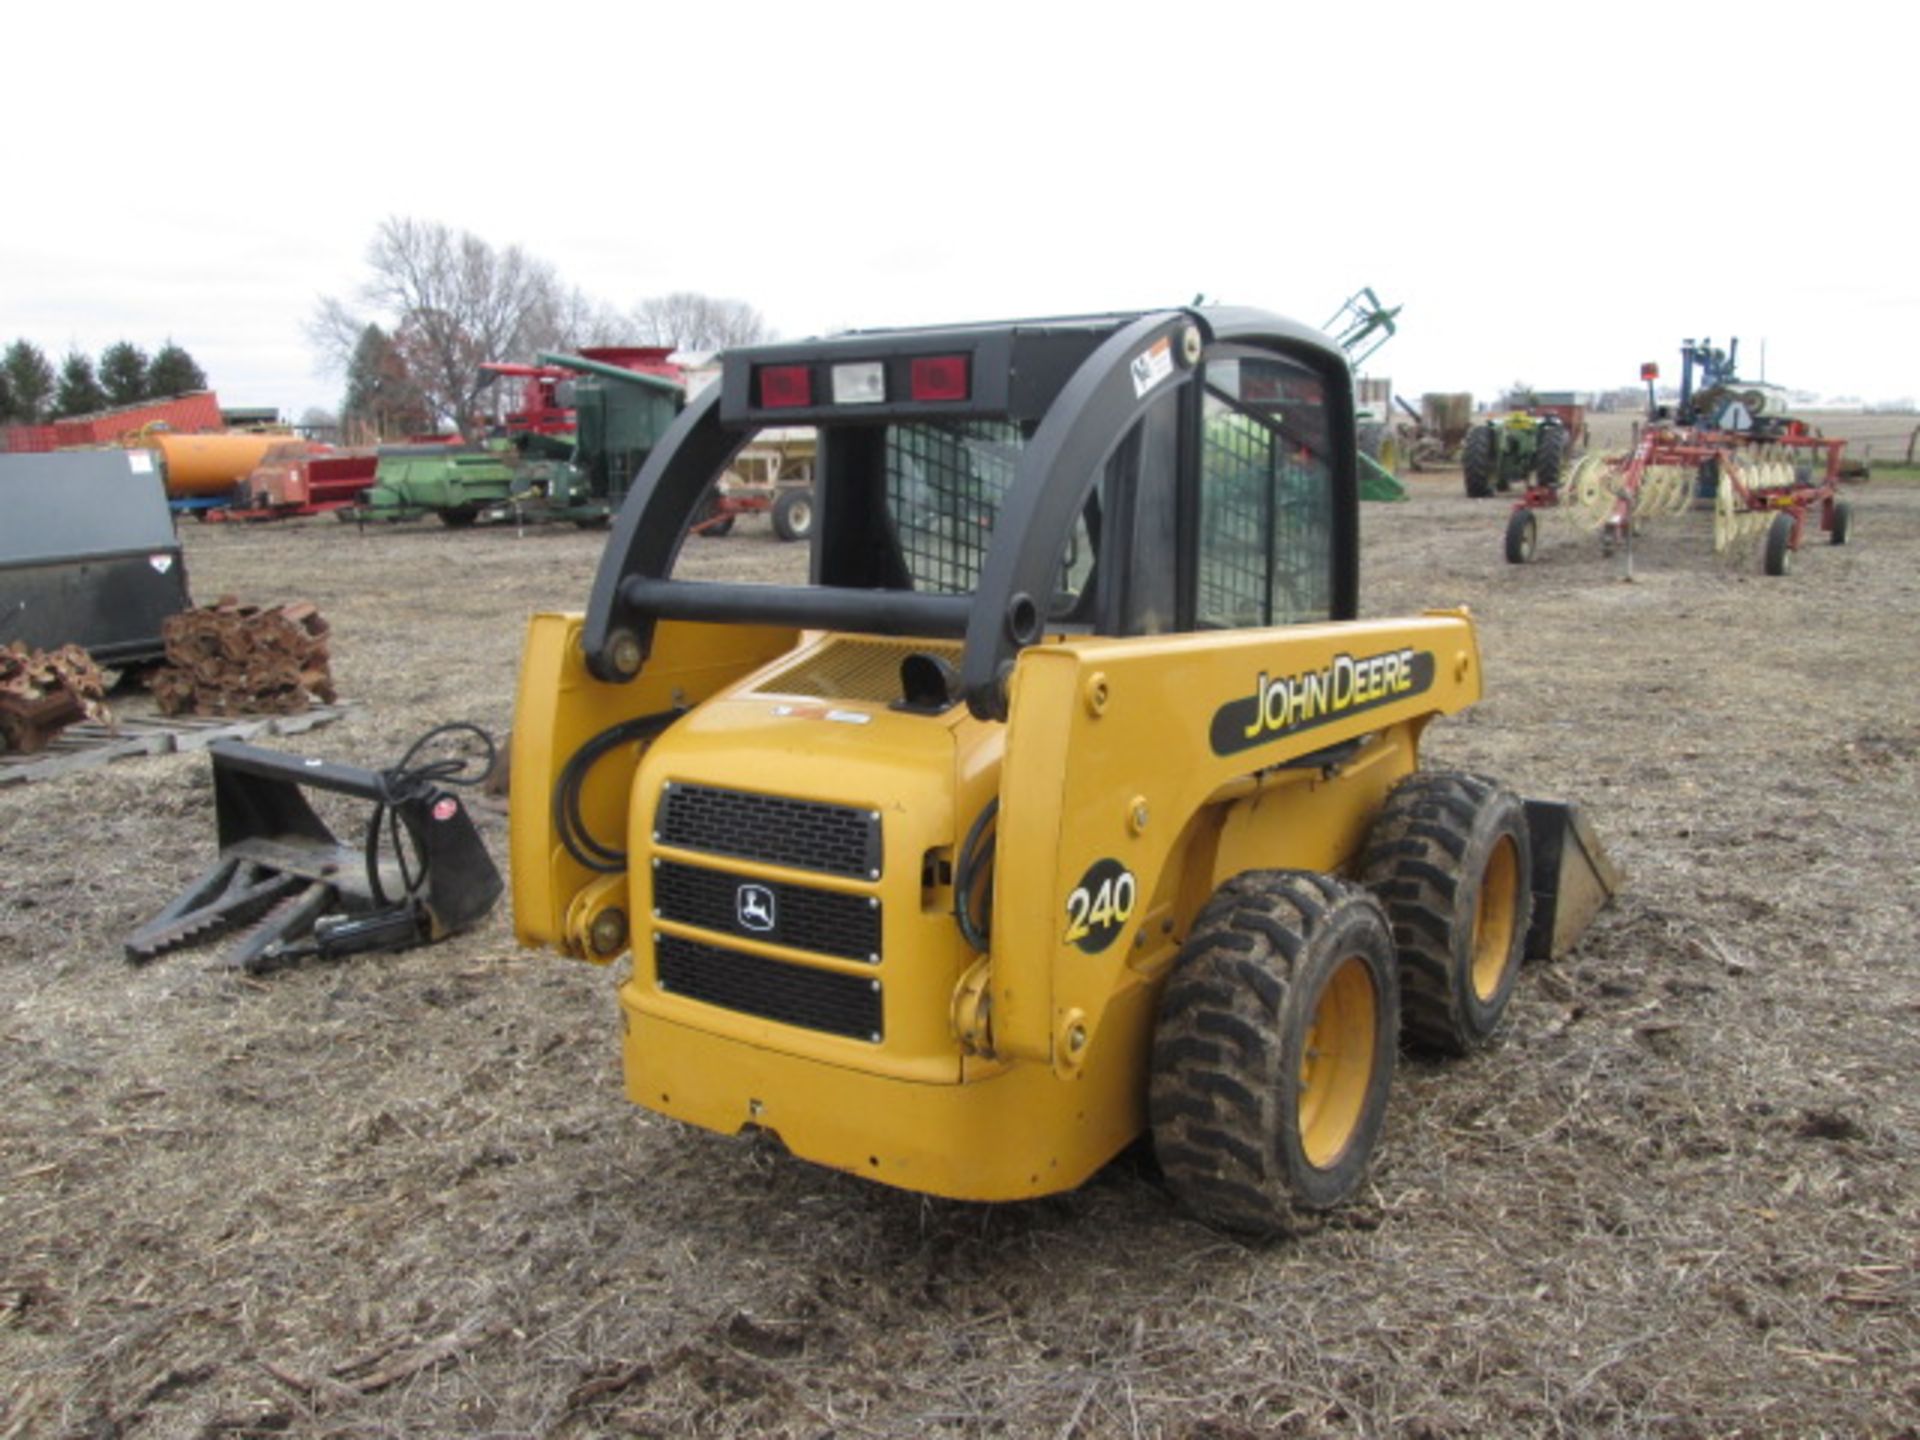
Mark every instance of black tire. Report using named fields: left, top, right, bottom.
left=772, top=486, right=814, bottom=542
left=1534, top=425, right=1567, bottom=488
left=1360, top=771, right=1533, bottom=1056
left=438, top=506, right=478, bottom=528
left=1150, top=870, right=1399, bottom=1235
left=1504, top=508, right=1538, bottom=565
left=1763, top=511, right=1794, bottom=576
left=1462, top=425, right=1496, bottom=499
left=1829, top=499, right=1852, bottom=546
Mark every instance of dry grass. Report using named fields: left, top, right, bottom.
left=3, top=489, right=1916, bottom=1438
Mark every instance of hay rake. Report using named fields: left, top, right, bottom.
left=1503, top=428, right=1854, bottom=577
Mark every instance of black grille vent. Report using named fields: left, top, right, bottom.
left=657, top=783, right=880, bottom=878
left=656, top=934, right=882, bottom=1042
left=654, top=861, right=880, bottom=962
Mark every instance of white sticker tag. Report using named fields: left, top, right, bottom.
left=128, top=452, right=154, bottom=473
left=1130, top=336, right=1174, bottom=397
left=149, top=554, right=174, bottom=573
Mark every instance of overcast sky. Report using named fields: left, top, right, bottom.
left=5, top=2, right=1912, bottom=420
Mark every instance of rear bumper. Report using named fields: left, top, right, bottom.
left=620, top=992, right=1147, bottom=1203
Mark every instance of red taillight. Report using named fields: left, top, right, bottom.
left=758, top=365, right=812, bottom=408
left=910, top=354, right=969, bottom=402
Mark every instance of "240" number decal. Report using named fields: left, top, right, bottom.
left=1065, top=858, right=1137, bottom=953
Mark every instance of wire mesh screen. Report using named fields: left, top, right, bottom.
left=885, top=422, right=1023, bottom=594
left=1197, top=370, right=1333, bottom=627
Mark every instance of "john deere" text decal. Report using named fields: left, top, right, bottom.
left=1209, top=647, right=1435, bottom=756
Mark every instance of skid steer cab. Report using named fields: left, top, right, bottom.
left=510, top=307, right=1615, bottom=1235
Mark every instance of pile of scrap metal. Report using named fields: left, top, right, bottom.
left=146, top=599, right=335, bottom=717
left=0, top=643, right=111, bottom=753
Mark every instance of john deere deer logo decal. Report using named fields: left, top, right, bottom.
left=736, top=883, right=776, bottom=933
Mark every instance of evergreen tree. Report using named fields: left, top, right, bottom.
left=0, top=359, right=14, bottom=424
left=98, top=341, right=150, bottom=407
left=2, top=340, right=56, bottom=424
left=146, top=340, right=209, bottom=396
left=53, top=351, right=109, bottom=418
left=340, top=323, right=430, bottom=438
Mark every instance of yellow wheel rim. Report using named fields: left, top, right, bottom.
left=1471, top=836, right=1520, bottom=1001
left=1297, top=955, right=1378, bottom=1169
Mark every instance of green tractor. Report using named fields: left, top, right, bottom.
left=1461, top=412, right=1569, bottom=498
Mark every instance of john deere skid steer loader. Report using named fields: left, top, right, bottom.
left=511, top=307, right=1613, bottom=1234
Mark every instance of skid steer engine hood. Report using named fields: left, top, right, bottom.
left=623, top=675, right=981, bottom=1085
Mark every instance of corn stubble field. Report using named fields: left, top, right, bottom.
left=2, top=461, right=1917, bottom=1438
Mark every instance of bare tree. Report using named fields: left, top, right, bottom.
left=311, top=218, right=579, bottom=430
left=630, top=292, right=773, bottom=352
left=531, top=285, right=630, bottom=353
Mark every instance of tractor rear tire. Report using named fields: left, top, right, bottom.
left=1534, top=425, right=1568, bottom=488
left=1504, top=508, right=1538, bottom=564
left=1360, top=771, right=1532, bottom=1056
left=1462, top=425, right=1496, bottom=499
left=1763, top=511, right=1795, bottom=575
left=772, top=486, right=814, bottom=542
left=1829, top=499, right=1853, bottom=546
left=1150, top=870, right=1398, bottom=1236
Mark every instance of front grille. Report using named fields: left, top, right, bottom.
left=656, top=933, right=882, bottom=1042
left=657, top=782, right=881, bottom=879
left=654, top=861, right=880, bottom=962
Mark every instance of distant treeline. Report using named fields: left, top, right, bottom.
left=0, top=339, right=210, bottom=425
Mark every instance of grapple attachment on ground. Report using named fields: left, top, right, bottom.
left=127, top=739, right=502, bottom=972
left=1523, top=799, right=1622, bottom=959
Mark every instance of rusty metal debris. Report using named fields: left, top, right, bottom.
left=0, top=642, right=112, bottom=753
left=147, top=597, right=335, bottom=717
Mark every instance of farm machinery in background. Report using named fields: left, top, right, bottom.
left=1502, top=337, right=1856, bottom=576
left=357, top=348, right=683, bottom=528
left=1392, top=393, right=1473, bottom=471
left=355, top=348, right=816, bottom=539
left=1461, top=410, right=1572, bottom=498
left=1320, top=287, right=1408, bottom=501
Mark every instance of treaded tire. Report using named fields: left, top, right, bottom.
left=1534, top=425, right=1567, bottom=487
left=1829, top=499, right=1852, bottom=546
left=1763, top=511, right=1794, bottom=575
left=1360, top=771, right=1533, bottom=1056
left=438, top=506, right=478, bottom=528
left=1150, top=870, right=1398, bottom=1236
left=772, top=486, right=814, bottom=542
left=1504, top=508, right=1537, bottom=564
left=1462, top=425, right=1496, bottom=498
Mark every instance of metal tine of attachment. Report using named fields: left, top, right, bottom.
left=125, top=858, right=307, bottom=963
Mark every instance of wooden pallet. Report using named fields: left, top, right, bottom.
left=0, top=703, right=353, bottom=786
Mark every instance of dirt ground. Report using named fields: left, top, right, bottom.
left=3, top=464, right=1917, bottom=1438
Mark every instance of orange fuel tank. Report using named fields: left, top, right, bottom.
left=147, top=433, right=306, bottom=498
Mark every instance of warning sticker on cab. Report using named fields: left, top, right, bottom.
left=1130, top=336, right=1174, bottom=397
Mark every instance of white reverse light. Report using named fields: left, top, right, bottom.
left=831, top=361, right=886, bottom=405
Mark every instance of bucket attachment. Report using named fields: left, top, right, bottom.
left=127, top=738, right=502, bottom=972
left=1522, top=799, right=1623, bottom=960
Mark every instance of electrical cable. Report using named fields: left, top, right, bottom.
left=363, top=722, right=498, bottom=907
left=553, top=709, right=684, bottom=873
left=952, top=797, right=999, bottom=952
